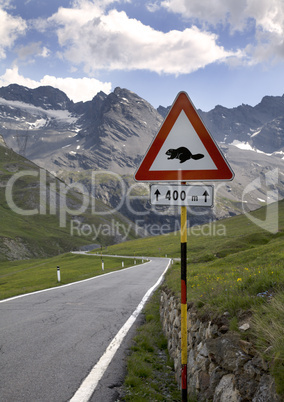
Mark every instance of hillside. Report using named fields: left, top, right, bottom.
left=103, top=197, right=284, bottom=258
left=106, top=199, right=284, bottom=398
left=0, top=145, right=138, bottom=261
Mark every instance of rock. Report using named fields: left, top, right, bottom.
left=159, top=288, right=280, bottom=402
left=219, top=325, right=229, bottom=334
left=243, top=360, right=260, bottom=378
left=206, top=335, right=250, bottom=371
left=237, top=372, right=258, bottom=400
left=198, top=371, right=210, bottom=392
left=0, top=134, right=6, bottom=147
left=251, top=355, right=268, bottom=371
left=239, top=339, right=255, bottom=355
left=213, top=374, right=241, bottom=402
left=198, top=343, right=209, bottom=357
left=252, top=374, right=281, bottom=402
left=239, top=322, right=250, bottom=331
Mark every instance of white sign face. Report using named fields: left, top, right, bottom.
left=150, top=184, right=214, bottom=207
left=149, top=110, right=217, bottom=172
left=135, top=91, right=234, bottom=182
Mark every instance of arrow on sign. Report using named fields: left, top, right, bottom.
left=150, top=184, right=213, bottom=206
left=203, top=191, right=209, bottom=203
left=154, top=189, right=161, bottom=201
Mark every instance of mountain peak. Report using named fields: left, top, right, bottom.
left=0, top=84, right=73, bottom=111
left=0, top=83, right=283, bottom=175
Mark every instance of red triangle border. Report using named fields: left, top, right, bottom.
left=135, top=92, right=234, bottom=182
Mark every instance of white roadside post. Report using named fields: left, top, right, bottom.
left=57, top=266, right=61, bottom=283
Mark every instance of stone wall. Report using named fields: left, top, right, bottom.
left=160, top=288, right=280, bottom=401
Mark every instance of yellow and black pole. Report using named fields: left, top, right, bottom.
left=180, top=203, right=187, bottom=401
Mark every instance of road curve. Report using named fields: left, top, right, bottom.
left=0, top=257, right=170, bottom=402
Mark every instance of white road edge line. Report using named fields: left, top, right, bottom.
left=0, top=261, right=152, bottom=304
left=69, top=259, right=171, bottom=402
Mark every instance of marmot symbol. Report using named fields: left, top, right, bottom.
left=166, top=147, right=204, bottom=163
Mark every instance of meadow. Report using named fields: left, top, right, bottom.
left=107, top=200, right=284, bottom=397
left=0, top=253, right=141, bottom=300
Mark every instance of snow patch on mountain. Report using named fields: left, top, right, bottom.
left=231, top=140, right=275, bottom=156
left=231, top=140, right=254, bottom=151
left=0, top=97, right=79, bottom=124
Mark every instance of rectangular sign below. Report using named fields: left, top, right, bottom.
left=150, top=184, right=214, bottom=207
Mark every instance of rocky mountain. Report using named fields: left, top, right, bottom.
left=0, top=84, right=75, bottom=111
left=1, top=84, right=284, bottom=173
left=0, top=83, right=284, bottom=231
left=159, top=94, right=284, bottom=154
left=0, top=84, right=163, bottom=175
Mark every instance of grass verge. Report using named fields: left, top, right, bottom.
left=164, top=235, right=284, bottom=396
left=108, top=201, right=284, bottom=398
left=0, top=253, right=143, bottom=300
left=119, top=289, right=181, bottom=401
left=251, top=291, right=284, bottom=396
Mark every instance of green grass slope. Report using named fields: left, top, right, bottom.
left=0, top=253, right=142, bottom=300
left=106, top=199, right=283, bottom=259
left=107, top=200, right=284, bottom=396
left=0, top=146, right=138, bottom=261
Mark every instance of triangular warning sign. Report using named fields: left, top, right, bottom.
left=135, top=91, right=234, bottom=182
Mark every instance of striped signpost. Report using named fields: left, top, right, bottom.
left=180, top=204, right=188, bottom=400
left=135, top=91, right=234, bottom=401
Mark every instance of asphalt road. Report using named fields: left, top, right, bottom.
left=0, top=257, right=170, bottom=402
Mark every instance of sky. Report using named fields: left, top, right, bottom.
left=0, top=0, right=284, bottom=111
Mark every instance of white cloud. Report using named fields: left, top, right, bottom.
left=0, top=8, right=27, bottom=58
left=245, top=0, right=284, bottom=34
left=244, top=0, right=284, bottom=62
left=40, top=75, right=112, bottom=102
left=160, top=0, right=284, bottom=63
left=41, top=46, right=50, bottom=58
left=146, top=2, right=161, bottom=13
left=160, top=0, right=252, bottom=29
left=160, top=0, right=284, bottom=31
left=15, top=41, right=48, bottom=61
left=0, top=0, right=13, bottom=8
left=0, top=66, right=38, bottom=88
left=0, top=66, right=112, bottom=102
left=46, top=2, right=238, bottom=75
